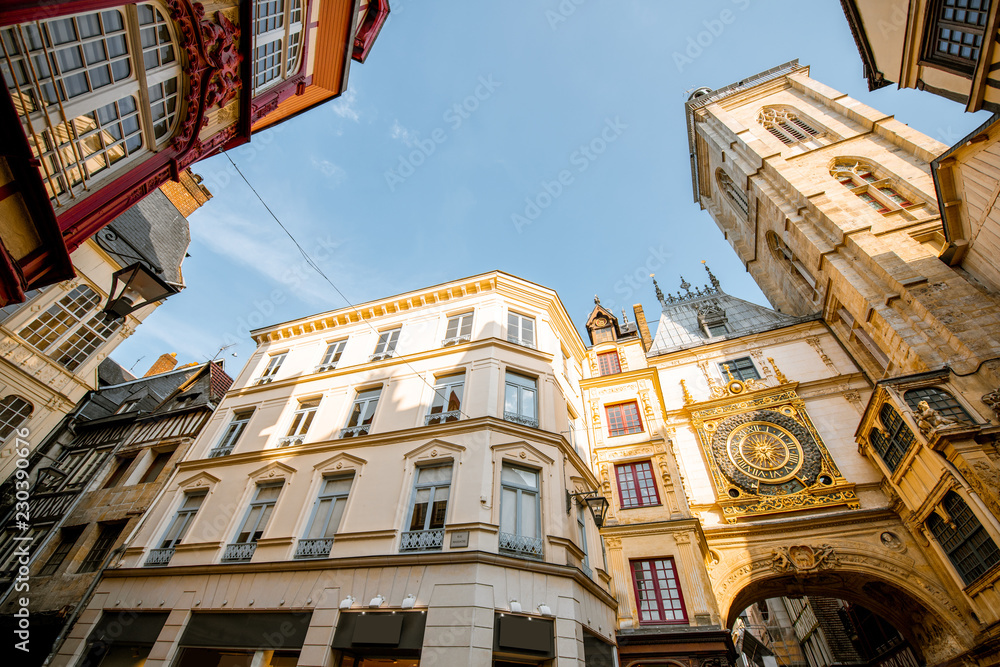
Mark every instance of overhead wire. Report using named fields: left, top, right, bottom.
left=222, top=151, right=475, bottom=420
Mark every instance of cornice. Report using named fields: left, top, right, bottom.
left=580, top=367, right=657, bottom=391
left=102, top=548, right=619, bottom=609
left=701, top=507, right=900, bottom=540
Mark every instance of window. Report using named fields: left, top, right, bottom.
left=766, top=231, right=817, bottom=290
left=507, top=312, right=535, bottom=348
left=719, top=357, right=760, bottom=382
left=616, top=461, right=660, bottom=508
left=256, top=352, right=286, bottom=384
left=606, top=402, right=643, bottom=437
left=0, top=395, right=33, bottom=441
left=38, top=526, right=83, bottom=576
left=138, top=449, right=172, bottom=484
left=631, top=558, right=687, bottom=624
left=757, top=107, right=821, bottom=145
left=280, top=398, right=319, bottom=446
left=371, top=328, right=400, bottom=360
left=341, top=387, right=380, bottom=437
left=209, top=409, right=253, bottom=457
left=716, top=168, right=749, bottom=219
left=224, top=482, right=282, bottom=562
left=443, top=312, right=474, bottom=345
left=146, top=491, right=205, bottom=564
left=499, top=463, right=542, bottom=558
left=78, top=523, right=125, bottom=573
left=592, top=326, right=614, bottom=344
left=426, top=374, right=463, bottom=425
left=577, top=504, right=590, bottom=575
left=296, top=475, right=352, bottom=558
left=2, top=5, right=183, bottom=205
left=18, top=284, right=121, bottom=371
left=102, top=455, right=135, bottom=488
left=597, top=351, right=621, bottom=376
left=924, top=0, right=991, bottom=73
left=252, top=0, right=304, bottom=93
left=927, top=491, right=1000, bottom=584
left=869, top=404, right=916, bottom=472
left=904, top=387, right=972, bottom=423
left=504, top=371, right=538, bottom=428
left=706, top=323, right=728, bottom=337
left=317, top=340, right=347, bottom=371
left=402, top=464, right=452, bottom=551
left=62, top=448, right=112, bottom=490
left=831, top=160, right=916, bottom=215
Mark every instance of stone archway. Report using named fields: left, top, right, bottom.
left=709, top=542, right=976, bottom=666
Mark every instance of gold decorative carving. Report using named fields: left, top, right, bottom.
left=680, top=379, right=694, bottom=405
left=770, top=544, right=837, bottom=573
left=768, top=357, right=789, bottom=384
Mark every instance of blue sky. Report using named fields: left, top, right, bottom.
left=112, top=0, right=991, bottom=376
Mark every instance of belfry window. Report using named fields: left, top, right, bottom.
left=716, top=169, right=749, bottom=219
left=757, top=107, right=821, bottom=145
left=1, top=4, right=183, bottom=206
left=831, top=160, right=916, bottom=215
left=868, top=404, right=916, bottom=473
left=252, top=0, right=305, bottom=94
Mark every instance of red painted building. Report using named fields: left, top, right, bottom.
left=0, top=0, right=388, bottom=305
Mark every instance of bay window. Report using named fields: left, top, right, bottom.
left=504, top=371, right=537, bottom=428
left=252, top=0, right=305, bottom=94
left=18, top=284, right=121, bottom=371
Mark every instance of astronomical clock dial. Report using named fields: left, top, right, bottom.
left=709, top=409, right=822, bottom=497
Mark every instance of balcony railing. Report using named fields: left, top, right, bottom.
left=499, top=532, right=543, bottom=559
left=294, top=538, right=334, bottom=559
left=221, top=542, right=257, bottom=562
left=145, top=548, right=175, bottom=566
left=425, top=411, right=461, bottom=426
left=208, top=445, right=234, bottom=458
left=254, top=377, right=275, bottom=385
left=506, top=335, right=536, bottom=350
left=278, top=435, right=305, bottom=447
left=504, top=412, right=538, bottom=428
left=400, top=529, right=445, bottom=552
left=314, top=363, right=337, bottom=373
left=369, top=351, right=394, bottom=362
left=339, top=425, right=371, bottom=438
left=442, top=334, right=471, bottom=347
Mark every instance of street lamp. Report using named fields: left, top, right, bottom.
left=566, top=490, right=610, bottom=528
left=102, top=262, right=178, bottom=319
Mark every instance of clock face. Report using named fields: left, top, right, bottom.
left=709, top=409, right=822, bottom=496
left=726, top=422, right=803, bottom=483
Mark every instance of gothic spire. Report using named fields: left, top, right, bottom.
left=594, top=294, right=601, bottom=305
left=702, top=260, right=721, bottom=289
left=652, top=275, right=664, bottom=303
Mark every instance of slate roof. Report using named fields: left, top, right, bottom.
left=648, top=265, right=806, bottom=355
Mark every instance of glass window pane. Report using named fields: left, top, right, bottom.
left=520, top=492, right=538, bottom=538
left=417, top=465, right=452, bottom=484
left=500, top=488, right=517, bottom=533
left=307, top=499, right=332, bottom=539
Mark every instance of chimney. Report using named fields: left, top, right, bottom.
left=633, top=305, right=652, bottom=352
left=144, top=352, right=178, bottom=377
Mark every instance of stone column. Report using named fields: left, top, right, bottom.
left=603, top=537, right=634, bottom=628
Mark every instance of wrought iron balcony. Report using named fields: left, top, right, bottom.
left=294, top=538, right=334, bottom=559
left=503, top=411, right=538, bottom=428
left=144, top=548, right=175, bottom=566
left=254, top=377, right=274, bottom=385
left=314, top=363, right=337, bottom=373
left=442, top=334, right=471, bottom=347
left=221, top=542, right=257, bottom=562
left=339, top=424, right=371, bottom=438
left=425, top=411, right=461, bottom=426
left=499, top=532, right=543, bottom=559
left=278, top=435, right=305, bottom=447
left=208, top=445, right=234, bottom=458
left=400, top=529, right=445, bottom=552
left=506, top=335, right=536, bottom=349
left=369, top=351, right=394, bottom=362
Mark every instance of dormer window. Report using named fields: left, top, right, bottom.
left=593, top=326, right=614, bottom=344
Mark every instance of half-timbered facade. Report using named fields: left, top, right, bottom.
left=0, top=0, right=389, bottom=305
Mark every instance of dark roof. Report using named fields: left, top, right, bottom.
left=98, top=358, right=137, bottom=386
left=839, top=0, right=894, bottom=92
left=145, top=361, right=233, bottom=417
left=92, top=188, right=191, bottom=286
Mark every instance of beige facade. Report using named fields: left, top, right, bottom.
left=684, top=62, right=1000, bottom=664
left=53, top=272, right=617, bottom=667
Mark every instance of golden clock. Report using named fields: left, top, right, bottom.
left=726, top=422, right=803, bottom=483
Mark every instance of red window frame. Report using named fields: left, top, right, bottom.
left=630, top=557, right=688, bottom=625
left=597, top=351, right=622, bottom=376
left=606, top=402, right=643, bottom=437
left=615, top=461, right=660, bottom=508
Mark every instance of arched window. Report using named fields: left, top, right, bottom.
left=904, top=387, right=972, bottom=423
left=252, top=0, right=305, bottom=94
left=831, top=160, right=916, bottom=215
left=0, top=396, right=33, bottom=441
left=716, top=169, right=749, bottom=219
left=868, top=403, right=916, bottom=473
left=757, top=107, right=821, bottom=145
left=1, top=4, right=183, bottom=206
left=18, top=283, right=121, bottom=371
left=926, top=491, right=1000, bottom=585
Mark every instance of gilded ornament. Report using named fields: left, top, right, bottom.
left=768, top=357, right=789, bottom=384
